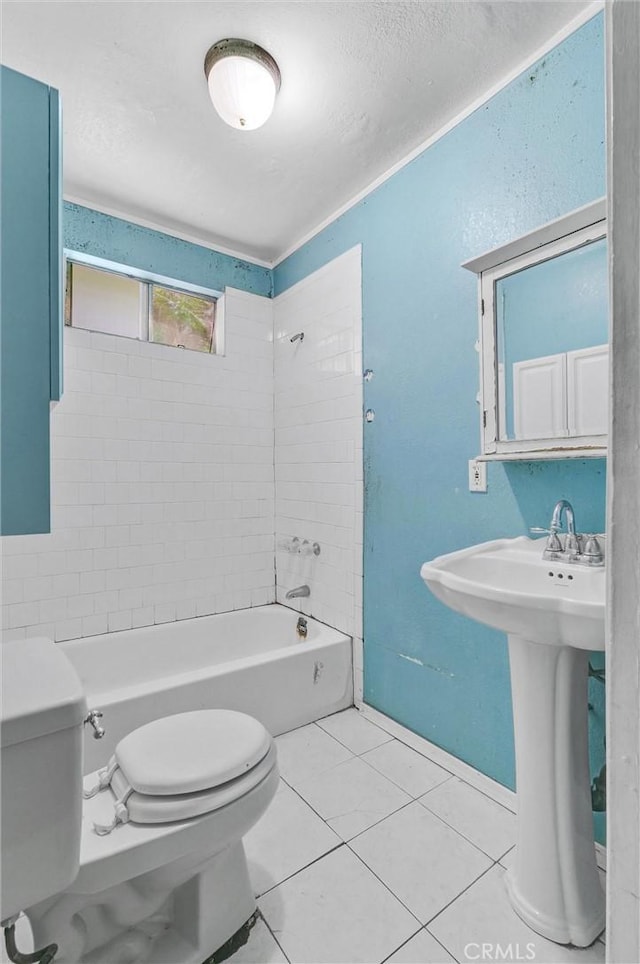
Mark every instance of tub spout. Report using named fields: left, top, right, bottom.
left=286, top=585, right=310, bottom=599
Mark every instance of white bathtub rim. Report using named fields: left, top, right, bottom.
left=60, top=604, right=350, bottom=703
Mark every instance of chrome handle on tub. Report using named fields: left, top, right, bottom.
left=84, top=709, right=105, bottom=740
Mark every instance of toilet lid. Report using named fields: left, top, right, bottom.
left=109, top=742, right=278, bottom=825
left=114, top=709, right=272, bottom=796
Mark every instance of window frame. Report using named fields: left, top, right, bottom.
left=64, top=250, right=224, bottom=355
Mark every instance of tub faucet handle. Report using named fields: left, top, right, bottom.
left=84, top=709, right=105, bottom=740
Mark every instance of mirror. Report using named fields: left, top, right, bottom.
left=495, top=236, right=608, bottom=441
left=463, top=199, right=608, bottom=459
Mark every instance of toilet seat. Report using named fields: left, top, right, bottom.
left=115, top=709, right=273, bottom=794
left=108, top=743, right=277, bottom=824
left=86, top=709, right=275, bottom=832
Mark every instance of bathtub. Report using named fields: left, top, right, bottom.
left=60, top=604, right=353, bottom=772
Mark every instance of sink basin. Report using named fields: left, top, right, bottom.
left=420, top=535, right=606, bottom=947
left=420, top=535, right=605, bottom=651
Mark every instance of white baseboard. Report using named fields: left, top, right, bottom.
left=358, top=702, right=607, bottom=872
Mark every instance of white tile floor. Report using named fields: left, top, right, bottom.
left=228, top=708, right=607, bottom=964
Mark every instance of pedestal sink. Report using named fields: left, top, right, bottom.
left=420, top=536, right=605, bottom=947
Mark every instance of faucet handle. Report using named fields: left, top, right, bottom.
left=531, top=527, right=566, bottom=555
left=541, top=528, right=564, bottom=559
left=547, top=531, right=564, bottom=552
left=582, top=535, right=604, bottom=565
left=565, top=532, right=582, bottom=555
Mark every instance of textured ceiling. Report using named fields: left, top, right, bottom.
left=2, top=1, right=595, bottom=263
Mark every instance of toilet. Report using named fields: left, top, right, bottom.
left=0, top=637, right=279, bottom=964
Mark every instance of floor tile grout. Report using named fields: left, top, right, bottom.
left=348, top=707, right=520, bottom=821
left=423, top=859, right=500, bottom=932
left=344, top=843, right=426, bottom=927
left=258, top=909, right=292, bottom=964
left=416, top=793, right=515, bottom=864
left=256, top=712, right=605, bottom=964
left=255, top=839, right=345, bottom=899
left=279, top=752, right=418, bottom=842
left=275, top=726, right=516, bottom=949
left=280, top=732, right=480, bottom=846
left=285, top=768, right=417, bottom=845
left=316, top=706, right=393, bottom=740
left=355, top=747, right=454, bottom=799
left=497, top=844, right=516, bottom=865
left=390, top=739, right=517, bottom=816
left=378, top=925, right=425, bottom=964
left=422, top=924, right=463, bottom=964
left=276, top=771, right=492, bottom=938
left=358, top=708, right=522, bottom=816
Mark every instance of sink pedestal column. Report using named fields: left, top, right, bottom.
left=505, top=634, right=605, bottom=947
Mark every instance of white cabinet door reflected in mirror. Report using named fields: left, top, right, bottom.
left=463, top=199, right=608, bottom=460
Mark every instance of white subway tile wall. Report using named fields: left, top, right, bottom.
left=1, top=255, right=364, bottom=698
left=1, top=288, right=276, bottom=642
left=273, top=246, right=364, bottom=699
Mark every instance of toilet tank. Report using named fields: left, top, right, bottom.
left=1, top=637, right=87, bottom=921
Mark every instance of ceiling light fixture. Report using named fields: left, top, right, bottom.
left=204, top=39, right=281, bottom=131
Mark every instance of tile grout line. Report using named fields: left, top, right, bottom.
left=281, top=769, right=418, bottom=846
left=416, top=793, right=516, bottom=865
left=344, top=844, right=426, bottom=929
left=331, top=744, right=454, bottom=805
left=279, top=747, right=503, bottom=962
left=377, top=925, right=425, bottom=964
left=319, top=710, right=515, bottom=816
left=256, top=720, right=605, bottom=964
left=344, top=828, right=496, bottom=943
left=255, top=838, right=346, bottom=900
left=257, top=908, right=293, bottom=964
left=380, top=924, right=462, bottom=964
left=359, top=706, right=518, bottom=814
left=282, top=753, right=509, bottom=868
left=304, top=719, right=457, bottom=804
left=422, top=928, right=463, bottom=964
left=356, top=707, right=607, bottom=872
left=360, top=754, right=454, bottom=800
left=273, top=771, right=429, bottom=949
left=278, top=729, right=512, bottom=876
left=388, top=737, right=518, bottom=816
left=423, top=859, right=500, bottom=934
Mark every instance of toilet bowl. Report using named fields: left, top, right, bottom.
left=25, top=710, right=278, bottom=964
left=0, top=638, right=279, bottom=964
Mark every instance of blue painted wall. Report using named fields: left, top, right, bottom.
left=274, top=15, right=607, bottom=840
left=1, top=66, right=58, bottom=535
left=64, top=202, right=272, bottom=298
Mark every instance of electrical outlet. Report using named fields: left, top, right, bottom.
left=468, top=458, right=487, bottom=493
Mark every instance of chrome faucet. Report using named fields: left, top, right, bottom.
left=286, top=585, right=310, bottom=599
left=550, top=499, right=576, bottom=537
left=550, top=499, right=580, bottom=558
left=535, top=499, right=604, bottom=566
left=541, top=499, right=578, bottom=560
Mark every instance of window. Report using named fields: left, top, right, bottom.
left=65, top=257, right=219, bottom=355
left=150, top=284, right=216, bottom=353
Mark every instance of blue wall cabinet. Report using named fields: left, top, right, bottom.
left=1, top=66, right=63, bottom=535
